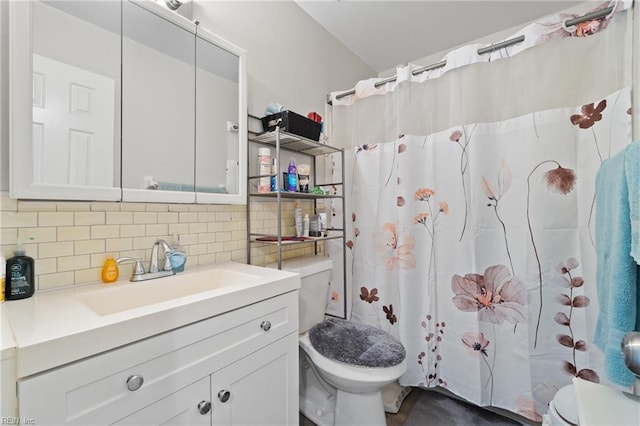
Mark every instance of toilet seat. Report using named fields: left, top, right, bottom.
left=308, top=318, right=406, bottom=368
left=299, top=333, right=407, bottom=386
left=550, top=385, right=579, bottom=426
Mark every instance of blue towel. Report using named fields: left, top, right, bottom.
left=593, top=141, right=640, bottom=387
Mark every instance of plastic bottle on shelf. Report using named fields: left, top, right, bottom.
left=0, top=253, right=5, bottom=302
left=258, top=148, right=271, bottom=193
left=309, top=214, right=321, bottom=237
left=5, top=239, right=35, bottom=300
left=287, top=158, right=298, bottom=192
left=303, top=214, right=310, bottom=237
left=294, top=201, right=303, bottom=238
left=270, top=158, right=278, bottom=192
left=101, top=256, right=119, bottom=283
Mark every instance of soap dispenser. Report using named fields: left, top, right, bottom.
left=169, top=234, right=187, bottom=273
left=5, top=239, right=35, bottom=300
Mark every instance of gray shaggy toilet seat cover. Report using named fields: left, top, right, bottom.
left=308, top=318, right=406, bottom=368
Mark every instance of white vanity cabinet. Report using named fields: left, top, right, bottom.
left=17, top=291, right=299, bottom=425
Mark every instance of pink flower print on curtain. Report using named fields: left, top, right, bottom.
left=452, top=265, right=527, bottom=325
left=377, top=223, right=416, bottom=270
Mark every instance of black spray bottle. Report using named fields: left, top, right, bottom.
left=5, top=240, right=35, bottom=300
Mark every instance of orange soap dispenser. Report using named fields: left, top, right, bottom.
left=101, top=256, right=119, bottom=283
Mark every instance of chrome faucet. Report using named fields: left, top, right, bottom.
left=116, top=239, right=176, bottom=282
left=150, top=239, right=174, bottom=273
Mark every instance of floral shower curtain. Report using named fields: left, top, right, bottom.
left=325, top=2, right=633, bottom=421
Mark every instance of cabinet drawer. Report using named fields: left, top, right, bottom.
left=18, top=291, right=298, bottom=425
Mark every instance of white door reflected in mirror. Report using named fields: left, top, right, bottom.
left=32, top=54, right=115, bottom=187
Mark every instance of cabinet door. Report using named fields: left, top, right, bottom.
left=114, top=377, right=211, bottom=426
left=211, top=333, right=298, bottom=426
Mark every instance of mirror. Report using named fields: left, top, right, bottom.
left=10, top=0, right=122, bottom=200
left=9, top=0, right=247, bottom=204
left=195, top=29, right=245, bottom=203
left=121, top=0, right=196, bottom=203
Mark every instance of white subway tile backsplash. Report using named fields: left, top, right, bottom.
left=57, top=226, right=90, bottom=241
left=1, top=212, right=38, bottom=228
left=91, top=225, right=120, bottom=239
left=157, top=212, right=179, bottom=224
left=133, top=212, right=158, bottom=224
left=120, top=203, right=147, bottom=212
left=39, top=242, right=74, bottom=258
left=0, top=194, right=18, bottom=211
left=39, top=271, right=74, bottom=290
left=19, top=227, right=57, bottom=243
left=75, top=240, right=105, bottom=255
left=188, top=223, right=207, bottom=234
left=106, top=212, right=134, bottom=225
left=58, top=255, right=90, bottom=272
left=1, top=191, right=306, bottom=291
left=91, top=202, right=120, bottom=212
left=133, top=236, right=157, bottom=250
left=215, top=212, right=232, bottom=222
left=75, top=212, right=106, bottom=226
left=105, top=238, right=133, bottom=252
left=215, top=251, right=232, bottom=263
left=146, top=204, right=169, bottom=212
left=168, top=223, right=189, bottom=235
left=56, top=202, right=91, bottom=212
left=120, top=224, right=146, bottom=237
left=145, top=224, right=169, bottom=237
left=179, top=212, right=198, bottom=223
left=19, top=201, right=57, bottom=212
left=168, top=204, right=190, bottom=212
left=36, top=258, right=57, bottom=275
left=215, top=232, right=232, bottom=242
left=74, top=268, right=102, bottom=285
left=197, top=212, right=217, bottom=222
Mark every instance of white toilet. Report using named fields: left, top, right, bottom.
left=545, top=385, right=579, bottom=426
left=271, top=255, right=407, bottom=426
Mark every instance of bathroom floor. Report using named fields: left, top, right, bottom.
left=300, top=386, right=529, bottom=425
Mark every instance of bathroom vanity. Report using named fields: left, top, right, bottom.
left=1, top=263, right=299, bottom=425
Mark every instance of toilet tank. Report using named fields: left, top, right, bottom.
left=268, top=255, right=332, bottom=333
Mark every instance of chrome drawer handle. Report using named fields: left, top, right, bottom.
left=260, top=320, right=271, bottom=332
left=197, top=400, right=211, bottom=415
left=126, top=375, right=144, bottom=391
left=218, top=389, right=231, bottom=403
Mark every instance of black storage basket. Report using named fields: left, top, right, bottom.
left=261, top=110, right=321, bottom=141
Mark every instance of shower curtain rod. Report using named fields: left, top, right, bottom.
left=327, top=6, right=614, bottom=104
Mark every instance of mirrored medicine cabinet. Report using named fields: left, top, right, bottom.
left=9, top=0, right=247, bottom=204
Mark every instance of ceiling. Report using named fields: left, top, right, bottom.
left=295, top=1, right=584, bottom=73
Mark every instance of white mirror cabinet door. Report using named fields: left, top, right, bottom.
left=9, top=0, right=247, bottom=204
left=10, top=0, right=122, bottom=201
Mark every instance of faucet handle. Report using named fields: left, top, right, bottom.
left=116, top=257, right=145, bottom=276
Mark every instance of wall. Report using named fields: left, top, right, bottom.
left=0, top=1, right=375, bottom=292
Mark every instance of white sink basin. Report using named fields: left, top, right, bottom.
left=77, top=267, right=263, bottom=316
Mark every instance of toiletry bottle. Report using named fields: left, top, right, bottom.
left=287, top=158, right=298, bottom=192
left=169, top=234, right=187, bottom=273
left=0, top=254, right=5, bottom=302
left=270, top=158, right=278, bottom=192
left=5, top=242, right=35, bottom=300
left=309, top=214, right=321, bottom=237
left=258, top=148, right=271, bottom=193
left=303, top=214, right=310, bottom=237
left=101, top=256, right=119, bottom=283
left=294, top=201, right=303, bottom=238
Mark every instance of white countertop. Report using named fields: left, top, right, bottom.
left=0, top=305, right=16, bottom=361
left=2, top=262, right=299, bottom=378
left=573, top=377, right=640, bottom=425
